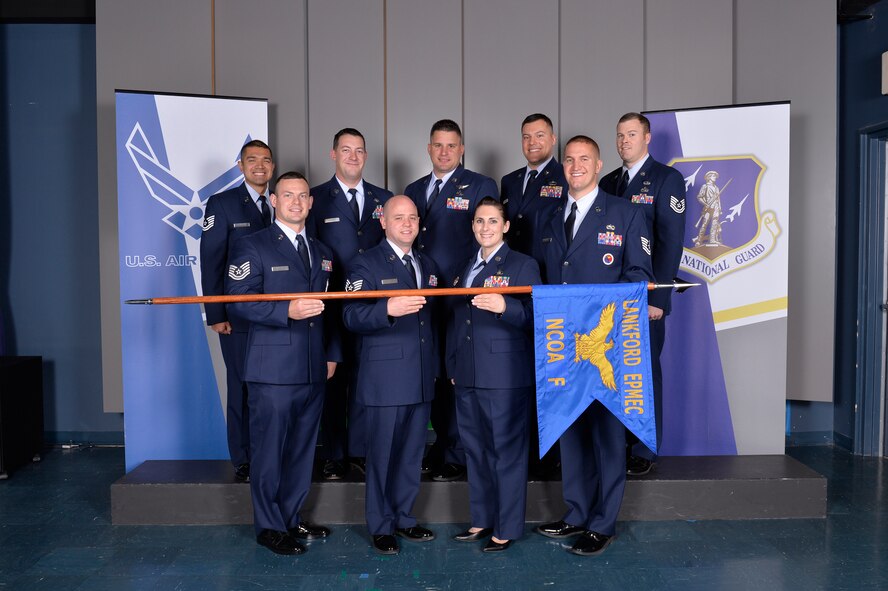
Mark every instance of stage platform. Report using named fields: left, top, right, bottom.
left=111, top=455, right=826, bottom=525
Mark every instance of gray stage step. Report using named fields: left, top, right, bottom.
left=110, top=455, right=826, bottom=525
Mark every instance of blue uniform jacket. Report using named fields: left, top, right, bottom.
left=446, top=244, right=541, bottom=389
left=404, top=166, right=498, bottom=283
left=225, top=224, right=341, bottom=385
left=307, top=176, right=393, bottom=291
left=500, top=159, right=568, bottom=258
left=342, top=242, right=441, bottom=407
left=538, top=190, right=654, bottom=286
left=200, top=182, right=267, bottom=329
left=599, top=157, right=686, bottom=312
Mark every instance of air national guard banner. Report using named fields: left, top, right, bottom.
left=533, top=283, right=655, bottom=457
left=646, top=102, right=790, bottom=455
left=116, top=90, right=268, bottom=471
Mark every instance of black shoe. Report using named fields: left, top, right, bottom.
left=568, top=531, right=613, bottom=556
left=288, top=522, right=330, bottom=540
left=234, top=463, right=250, bottom=483
left=431, top=463, right=465, bottom=482
left=395, top=526, right=436, bottom=542
left=626, top=456, right=654, bottom=476
left=453, top=528, right=493, bottom=542
left=256, top=529, right=304, bottom=555
left=372, top=534, right=399, bottom=555
left=535, top=520, right=584, bottom=539
left=349, top=457, right=366, bottom=475
left=420, top=457, right=432, bottom=474
left=322, top=459, right=346, bottom=480
left=482, top=538, right=511, bottom=553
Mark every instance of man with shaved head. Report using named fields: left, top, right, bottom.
left=343, top=196, right=441, bottom=555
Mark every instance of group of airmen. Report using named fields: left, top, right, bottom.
left=199, top=112, right=687, bottom=557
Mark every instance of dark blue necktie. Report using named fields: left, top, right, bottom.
left=295, top=234, right=310, bottom=271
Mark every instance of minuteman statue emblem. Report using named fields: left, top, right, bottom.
left=669, top=155, right=781, bottom=283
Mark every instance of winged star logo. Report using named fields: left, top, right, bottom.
left=574, top=302, right=617, bottom=391
left=125, top=122, right=249, bottom=296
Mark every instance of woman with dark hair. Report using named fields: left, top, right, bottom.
left=446, top=196, right=541, bottom=552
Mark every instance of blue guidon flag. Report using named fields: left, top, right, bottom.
left=533, top=282, right=655, bottom=457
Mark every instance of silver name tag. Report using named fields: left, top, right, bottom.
left=271, top=266, right=289, bottom=272
left=381, top=278, right=399, bottom=285
left=232, top=222, right=251, bottom=228
left=324, top=217, right=340, bottom=224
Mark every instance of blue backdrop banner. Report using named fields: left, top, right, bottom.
left=533, top=283, right=655, bottom=456
left=116, top=90, right=267, bottom=472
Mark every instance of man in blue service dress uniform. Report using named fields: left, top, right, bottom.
left=534, top=136, right=653, bottom=556
left=500, top=113, right=569, bottom=479
left=308, top=128, right=393, bottom=480
left=200, top=139, right=275, bottom=483
left=599, top=112, right=686, bottom=477
left=404, top=119, right=498, bottom=482
left=500, top=113, right=568, bottom=261
left=342, top=196, right=440, bottom=555
left=226, top=171, right=340, bottom=556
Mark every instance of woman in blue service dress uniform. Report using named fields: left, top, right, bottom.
left=446, top=196, right=541, bottom=552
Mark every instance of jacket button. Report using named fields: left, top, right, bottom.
left=357, top=230, right=362, bottom=236
left=420, top=321, right=424, bottom=326
left=563, top=281, right=568, bottom=285
left=309, top=322, right=314, bottom=327
left=465, top=319, right=471, bottom=325
left=517, top=214, right=524, bottom=219
left=466, top=336, right=471, bottom=341
left=419, top=244, right=425, bottom=249
left=358, top=248, right=364, bottom=254
left=421, top=338, right=425, bottom=343
left=563, top=261, right=570, bottom=266
left=422, top=227, right=428, bottom=232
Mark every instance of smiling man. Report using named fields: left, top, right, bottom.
left=308, top=128, right=393, bottom=481
left=200, top=140, right=275, bottom=484
left=599, top=112, right=686, bottom=477
left=535, top=135, right=653, bottom=557
left=342, top=196, right=441, bottom=555
left=500, top=113, right=568, bottom=259
left=226, top=171, right=340, bottom=556
left=403, top=119, right=498, bottom=483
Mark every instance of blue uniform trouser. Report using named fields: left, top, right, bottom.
left=560, top=400, right=626, bottom=537
left=364, top=402, right=431, bottom=535
left=630, top=316, right=665, bottom=460
left=219, top=330, right=249, bottom=466
left=455, top=385, right=529, bottom=540
left=247, top=381, right=324, bottom=534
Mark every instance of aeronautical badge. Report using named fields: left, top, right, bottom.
left=669, top=155, right=780, bottom=283
left=670, top=195, right=685, bottom=214
left=321, top=259, right=333, bottom=272
left=345, top=279, right=364, bottom=292
left=631, top=194, right=655, bottom=205
left=457, top=184, right=470, bottom=190
left=372, top=204, right=384, bottom=219
left=641, top=236, right=651, bottom=256
left=540, top=185, right=562, bottom=199
left=228, top=261, right=250, bottom=280
left=428, top=275, right=438, bottom=287
left=606, top=224, right=615, bottom=231
left=602, top=253, right=614, bottom=266
left=202, top=215, right=215, bottom=231
left=484, top=275, right=510, bottom=288
left=447, top=196, right=470, bottom=210
left=597, top=231, right=623, bottom=246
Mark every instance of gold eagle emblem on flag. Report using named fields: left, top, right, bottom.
left=574, top=302, right=617, bottom=391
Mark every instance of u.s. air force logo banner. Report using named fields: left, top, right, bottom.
left=670, top=156, right=781, bottom=283
left=115, top=90, right=267, bottom=472
left=532, top=282, right=655, bottom=457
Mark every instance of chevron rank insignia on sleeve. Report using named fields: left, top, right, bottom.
left=228, top=261, right=250, bottom=280
left=641, top=236, right=651, bottom=256
left=202, top=215, right=215, bottom=231
left=670, top=196, right=685, bottom=214
left=345, top=279, right=364, bottom=292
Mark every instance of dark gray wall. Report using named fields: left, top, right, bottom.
left=2, top=23, right=123, bottom=441
left=95, top=1, right=838, bottom=429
